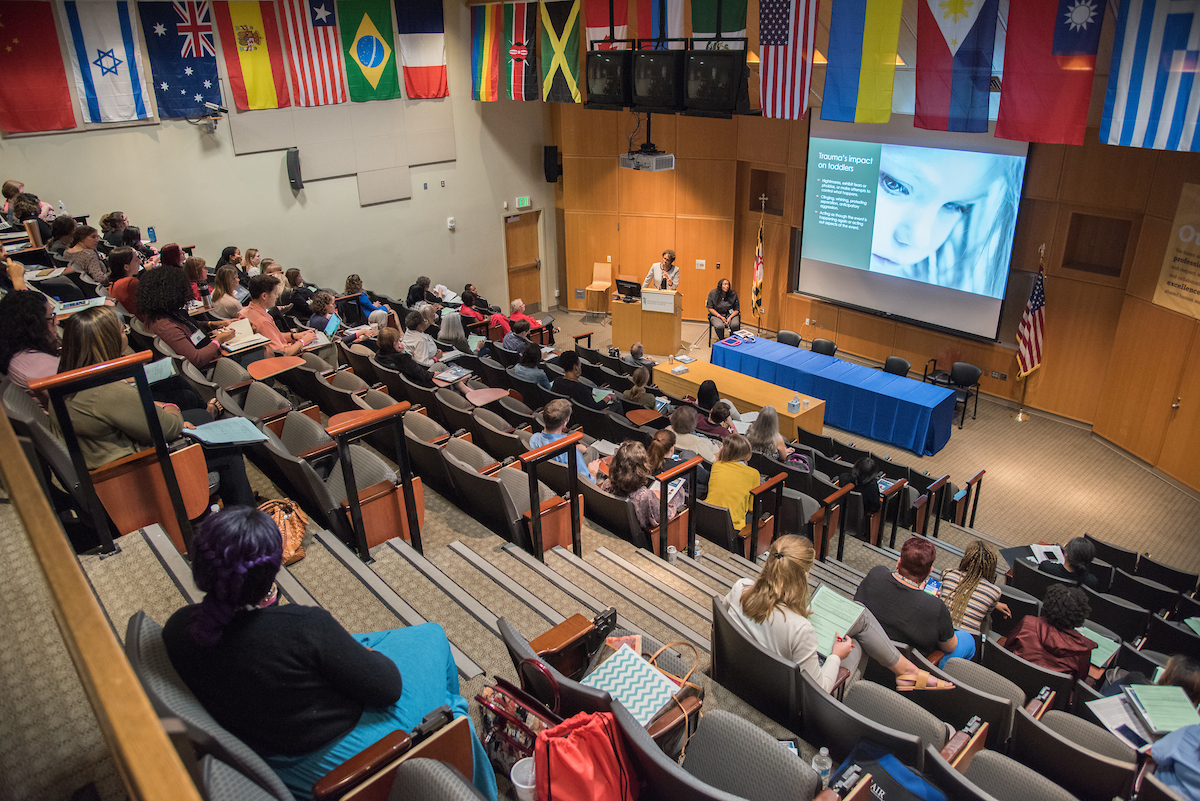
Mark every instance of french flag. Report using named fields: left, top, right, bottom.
left=914, top=0, right=999, bottom=132
left=394, top=0, right=448, bottom=98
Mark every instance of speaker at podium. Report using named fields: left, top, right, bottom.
left=611, top=286, right=682, bottom=357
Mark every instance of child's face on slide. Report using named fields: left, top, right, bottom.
left=871, top=147, right=994, bottom=274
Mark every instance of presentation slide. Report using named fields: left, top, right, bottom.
left=797, top=125, right=1027, bottom=340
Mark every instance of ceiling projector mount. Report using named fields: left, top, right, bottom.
left=620, top=112, right=675, bottom=172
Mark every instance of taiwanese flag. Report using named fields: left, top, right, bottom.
left=505, top=2, right=538, bottom=100
left=914, top=0, right=998, bottom=132
left=395, top=0, right=448, bottom=98
left=995, top=0, right=1103, bottom=145
left=0, top=2, right=76, bottom=132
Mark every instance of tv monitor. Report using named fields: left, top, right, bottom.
left=684, top=50, right=744, bottom=114
left=615, top=279, right=642, bottom=298
left=586, top=51, right=632, bottom=110
left=632, top=51, right=684, bottom=113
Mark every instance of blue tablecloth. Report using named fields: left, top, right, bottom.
left=712, top=339, right=956, bottom=455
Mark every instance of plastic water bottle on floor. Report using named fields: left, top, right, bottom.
left=788, top=393, right=801, bottom=414
left=812, top=747, right=832, bottom=788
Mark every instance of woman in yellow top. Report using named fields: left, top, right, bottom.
left=705, top=434, right=761, bottom=528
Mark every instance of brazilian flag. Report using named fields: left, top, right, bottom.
left=338, top=0, right=402, bottom=101
left=540, top=0, right=581, bottom=103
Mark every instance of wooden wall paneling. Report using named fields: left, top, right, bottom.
left=735, top=161, right=753, bottom=224
left=675, top=217, right=735, bottom=320
left=1093, top=297, right=1196, bottom=464
left=778, top=294, right=840, bottom=341
left=675, top=115, right=739, bottom=159
left=562, top=156, right=619, bottom=212
left=1021, top=277, right=1125, bottom=423
left=787, top=114, right=810, bottom=167
left=1156, top=324, right=1200, bottom=491
left=564, top=212, right=619, bottom=311
left=618, top=166, right=676, bottom=216
left=1048, top=203, right=1141, bottom=289
left=617, top=215, right=676, bottom=285
left=1145, top=151, right=1200, bottom=218
left=890, top=325, right=1020, bottom=401
left=1127, top=216, right=1174, bottom=302
left=736, top=115, right=791, bottom=166
left=617, top=110, right=675, bottom=155
left=1056, top=130, right=1158, bottom=211
left=835, top=308, right=897, bottom=365
left=1011, top=198, right=1060, bottom=273
left=786, top=167, right=806, bottom=229
left=675, top=159, right=737, bottom=218
left=559, top=105, right=618, bottom=156
left=1022, top=143, right=1065, bottom=201
left=780, top=293, right=819, bottom=334
left=555, top=207, right=568, bottom=306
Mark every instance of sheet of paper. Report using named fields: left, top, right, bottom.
left=592, top=388, right=614, bottom=403
left=1077, top=625, right=1120, bottom=668
left=143, top=357, right=176, bottom=385
left=1086, top=696, right=1155, bottom=752
left=1030, top=544, right=1065, bottom=564
left=675, top=354, right=696, bottom=363
left=182, top=417, right=267, bottom=446
left=221, top=318, right=270, bottom=351
left=468, top=334, right=486, bottom=351
left=1184, top=617, right=1200, bottom=638
left=807, top=584, right=865, bottom=656
left=731, top=420, right=750, bottom=434
left=1126, top=684, right=1200, bottom=733
left=591, top=439, right=618, bottom=457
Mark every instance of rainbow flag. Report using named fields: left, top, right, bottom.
left=820, top=0, right=902, bottom=123
left=213, top=1, right=291, bottom=110
left=471, top=3, right=502, bottom=101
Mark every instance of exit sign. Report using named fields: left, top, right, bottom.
left=516, top=196, right=532, bottom=209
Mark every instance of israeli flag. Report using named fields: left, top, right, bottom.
left=1101, top=0, right=1200, bottom=151
left=61, top=1, right=153, bottom=123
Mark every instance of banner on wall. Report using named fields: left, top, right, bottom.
left=1154, top=183, right=1200, bottom=320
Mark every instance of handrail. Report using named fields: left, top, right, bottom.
left=747, top=472, right=787, bottom=562
left=925, top=474, right=950, bottom=539
left=325, top=402, right=408, bottom=438
left=874, top=478, right=908, bottom=548
left=518, top=431, right=584, bottom=560
left=654, top=455, right=702, bottom=560
left=0, top=412, right=203, bottom=800
left=911, top=494, right=930, bottom=538
left=28, top=349, right=153, bottom=392
left=813, top=482, right=854, bottom=562
left=572, top=332, right=593, bottom=348
left=963, top=469, right=985, bottom=528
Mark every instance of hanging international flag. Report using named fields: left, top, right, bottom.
left=820, top=0, right=902, bottom=123
left=691, top=0, right=747, bottom=48
left=996, top=0, right=1102, bottom=145
left=139, top=2, right=224, bottom=119
left=541, top=1, right=582, bottom=103
left=759, top=0, right=819, bottom=121
left=60, top=1, right=153, bottom=123
left=752, top=217, right=765, bottom=317
left=395, top=0, right=448, bottom=99
left=1101, top=0, right=1200, bottom=151
left=338, top=0, right=402, bottom=101
left=914, top=0, right=999, bottom=132
left=505, top=2, right=539, bottom=101
left=278, top=0, right=347, bottom=107
left=637, top=0, right=684, bottom=49
left=213, top=1, right=291, bottom=110
left=471, top=3, right=502, bottom=102
left=1017, top=266, right=1046, bottom=377
left=0, top=2, right=76, bottom=133
left=585, top=0, right=629, bottom=50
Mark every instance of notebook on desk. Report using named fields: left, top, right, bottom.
left=219, top=318, right=270, bottom=352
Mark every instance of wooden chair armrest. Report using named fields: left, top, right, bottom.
left=1025, top=687, right=1054, bottom=719
left=751, top=471, right=787, bottom=497
left=88, top=447, right=157, bottom=478
left=822, top=481, right=856, bottom=506
left=942, top=718, right=987, bottom=771
left=529, top=614, right=594, bottom=658
left=965, top=469, right=986, bottom=486
left=479, top=461, right=502, bottom=476
left=222, top=379, right=254, bottom=394
left=259, top=408, right=291, bottom=425
left=926, top=650, right=944, bottom=665
left=312, top=730, right=412, bottom=801
left=298, top=442, right=338, bottom=461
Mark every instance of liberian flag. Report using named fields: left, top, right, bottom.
left=914, top=0, right=999, bottom=132
left=471, top=3, right=501, bottom=101
left=279, top=0, right=347, bottom=106
left=505, top=2, right=538, bottom=100
left=395, top=0, right=448, bottom=98
left=759, top=0, right=819, bottom=121
left=60, top=1, right=153, bottom=123
left=138, top=1, right=224, bottom=120
left=585, top=0, right=628, bottom=49
left=637, top=0, right=684, bottom=49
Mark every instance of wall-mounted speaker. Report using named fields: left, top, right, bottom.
left=286, top=147, right=303, bottom=191
left=544, top=145, right=562, bottom=183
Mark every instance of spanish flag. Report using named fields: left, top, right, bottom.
left=213, top=1, right=291, bottom=110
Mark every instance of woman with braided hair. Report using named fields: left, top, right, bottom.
left=723, top=535, right=953, bottom=693
left=937, top=540, right=1011, bottom=654
left=162, top=507, right=498, bottom=801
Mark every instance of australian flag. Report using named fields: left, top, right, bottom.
left=138, top=1, right=223, bottom=119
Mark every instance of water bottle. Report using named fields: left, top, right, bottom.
left=788, top=393, right=801, bottom=414
left=198, top=280, right=212, bottom=305
left=811, top=747, right=832, bottom=788
left=147, top=226, right=156, bottom=243
left=57, top=200, right=67, bottom=218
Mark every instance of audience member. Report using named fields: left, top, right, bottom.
left=106, top=247, right=143, bottom=319
left=161, top=506, right=496, bottom=801
left=551, top=351, right=609, bottom=409
left=601, top=441, right=682, bottom=533
left=724, top=535, right=954, bottom=692
left=401, top=310, right=440, bottom=368
left=345, top=275, right=392, bottom=323
left=1103, top=655, right=1200, bottom=705
left=239, top=275, right=314, bottom=357
left=1006, top=584, right=1096, bottom=683
left=622, top=342, right=656, bottom=370
left=216, top=246, right=246, bottom=288
left=667, top=406, right=719, bottom=463
left=140, top=266, right=234, bottom=370
left=210, top=265, right=244, bottom=319
left=121, top=226, right=156, bottom=260
left=285, top=268, right=314, bottom=319
left=501, top=318, right=529, bottom=353
left=306, top=291, right=364, bottom=344
left=623, top=367, right=657, bottom=410
left=529, top=399, right=599, bottom=480
left=513, top=342, right=551, bottom=390
left=0, top=290, right=59, bottom=410
left=705, top=434, right=760, bottom=536
left=374, top=327, right=435, bottom=387
left=839, top=457, right=883, bottom=522
left=243, top=248, right=262, bottom=278
left=2, top=180, right=53, bottom=223
left=509, top=298, right=556, bottom=344
left=707, top=278, right=741, bottom=338
left=1039, top=537, right=1100, bottom=590
left=420, top=305, right=440, bottom=341
left=438, top=311, right=472, bottom=354
left=645, top=429, right=677, bottom=474
left=1151, top=723, right=1200, bottom=801
left=158, top=243, right=185, bottom=269
left=406, top=276, right=439, bottom=307
left=0, top=243, right=25, bottom=294
left=65, top=226, right=107, bottom=285
left=696, top=401, right=734, bottom=440
left=13, top=194, right=52, bottom=244
left=938, top=541, right=1010, bottom=647
left=746, top=405, right=792, bottom=460
left=854, top=537, right=974, bottom=665
left=46, top=215, right=77, bottom=266
left=458, top=290, right=484, bottom=323
left=184, top=257, right=207, bottom=302
left=99, top=211, right=128, bottom=248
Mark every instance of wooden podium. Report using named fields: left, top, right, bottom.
left=611, top=289, right=682, bottom=356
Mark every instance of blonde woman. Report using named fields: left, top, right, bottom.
left=724, top=535, right=954, bottom=692
left=209, top=265, right=243, bottom=319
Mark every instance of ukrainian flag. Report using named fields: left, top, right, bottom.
left=820, top=0, right=903, bottom=123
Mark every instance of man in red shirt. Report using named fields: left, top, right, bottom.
left=509, top=298, right=556, bottom=345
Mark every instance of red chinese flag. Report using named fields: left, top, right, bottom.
left=0, top=2, right=76, bottom=133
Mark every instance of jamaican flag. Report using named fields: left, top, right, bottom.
left=540, top=0, right=582, bottom=103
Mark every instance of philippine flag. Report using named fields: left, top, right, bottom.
left=60, top=0, right=153, bottom=123
left=394, top=0, right=448, bottom=98
left=914, top=0, right=999, bottom=132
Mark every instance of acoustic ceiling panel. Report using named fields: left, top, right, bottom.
left=357, top=166, right=412, bottom=205
left=229, top=107, right=297, bottom=155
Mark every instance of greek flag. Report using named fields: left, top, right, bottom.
left=1100, top=0, right=1200, bottom=150
left=61, top=1, right=152, bottom=123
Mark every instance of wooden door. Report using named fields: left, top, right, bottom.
left=1155, top=322, right=1200, bottom=489
left=505, top=211, right=542, bottom=312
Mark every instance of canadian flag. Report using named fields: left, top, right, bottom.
left=585, top=0, right=629, bottom=50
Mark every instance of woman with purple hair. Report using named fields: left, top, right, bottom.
left=162, top=507, right=497, bottom=801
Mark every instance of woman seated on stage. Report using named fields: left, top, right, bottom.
left=0, top=290, right=59, bottom=410
left=746, top=405, right=793, bottom=461
left=724, top=535, right=954, bottom=693
left=374, top=327, right=435, bottom=388
left=162, top=506, right=497, bottom=801
left=210, top=266, right=244, bottom=319
left=107, top=247, right=143, bottom=320
left=139, top=266, right=235, bottom=370
left=602, top=440, right=682, bottom=533
left=707, top=278, right=741, bottom=339
left=1006, top=584, right=1097, bottom=683
left=239, top=275, right=315, bottom=357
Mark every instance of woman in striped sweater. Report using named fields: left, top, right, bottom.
left=938, top=541, right=1012, bottom=655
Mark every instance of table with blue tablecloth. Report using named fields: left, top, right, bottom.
left=711, top=339, right=956, bottom=455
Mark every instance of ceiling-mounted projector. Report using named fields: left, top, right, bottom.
left=620, top=151, right=675, bottom=172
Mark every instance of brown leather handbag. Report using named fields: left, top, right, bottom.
left=258, top=499, right=308, bottom=565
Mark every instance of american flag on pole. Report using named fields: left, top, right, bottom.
left=752, top=217, right=765, bottom=316
left=279, top=0, right=347, bottom=107
left=759, top=0, right=819, bottom=120
left=1016, top=267, right=1046, bottom=377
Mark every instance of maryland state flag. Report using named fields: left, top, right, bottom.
left=338, top=0, right=402, bottom=101
left=540, top=0, right=582, bottom=103
left=213, top=1, right=291, bottom=110
left=752, top=216, right=764, bottom=317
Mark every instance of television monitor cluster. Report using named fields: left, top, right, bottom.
left=586, top=46, right=746, bottom=116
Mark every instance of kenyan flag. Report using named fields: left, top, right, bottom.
left=505, top=2, right=539, bottom=100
